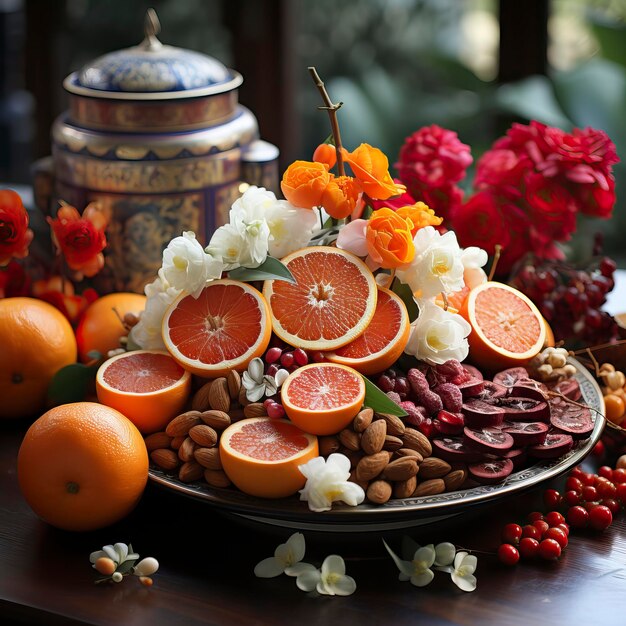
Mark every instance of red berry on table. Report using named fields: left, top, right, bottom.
left=522, top=524, right=542, bottom=540
left=581, top=485, right=598, bottom=502
left=544, top=527, right=568, bottom=548
left=596, top=479, right=616, bottom=499
left=556, top=523, right=570, bottom=537
left=584, top=501, right=599, bottom=513
left=543, top=489, right=562, bottom=510
left=564, top=490, right=581, bottom=506
left=601, top=498, right=620, bottom=515
left=570, top=466, right=585, bottom=480
left=615, top=482, right=626, bottom=503
left=265, top=347, right=283, bottom=364
left=580, top=472, right=595, bottom=486
left=293, top=348, right=308, bottom=366
left=501, top=523, right=523, bottom=545
left=538, top=538, right=562, bottom=560
left=280, top=351, right=295, bottom=368
left=598, top=465, right=613, bottom=480
left=588, top=505, right=612, bottom=531
left=527, top=511, right=544, bottom=523
left=565, top=477, right=583, bottom=493
left=518, top=537, right=540, bottom=560
left=498, top=543, right=520, bottom=566
left=592, top=440, right=605, bottom=457
left=611, top=468, right=626, bottom=484
left=567, top=505, right=589, bottom=529
left=545, top=511, right=565, bottom=527
left=533, top=520, right=550, bottom=537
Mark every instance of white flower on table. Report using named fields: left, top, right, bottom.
left=437, top=551, right=478, bottom=592
left=254, top=532, right=316, bottom=578
left=298, top=453, right=365, bottom=513
left=296, top=555, right=357, bottom=596
left=89, top=542, right=138, bottom=569
left=242, top=358, right=289, bottom=402
left=384, top=540, right=436, bottom=587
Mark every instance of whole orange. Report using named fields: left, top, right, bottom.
left=17, top=402, right=149, bottom=531
left=76, top=292, right=146, bottom=363
left=0, top=297, right=77, bottom=419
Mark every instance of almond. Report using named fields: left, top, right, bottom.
left=200, top=410, right=231, bottom=430
left=402, top=428, right=432, bottom=457
left=203, top=469, right=232, bottom=488
left=209, top=378, right=231, bottom=412
left=191, top=382, right=213, bottom=412
left=382, top=435, right=403, bottom=451
left=170, top=435, right=185, bottom=450
left=361, top=419, right=387, bottom=455
left=394, top=448, right=423, bottom=463
left=339, top=429, right=361, bottom=452
left=319, top=435, right=341, bottom=457
left=243, top=402, right=268, bottom=418
left=166, top=411, right=203, bottom=437
left=418, top=457, right=451, bottom=479
left=339, top=447, right=362, bottom=469
left=376, top=413, right=406, bottom=437
left=393, top=475, right=417, bottom=499
left=444, top=468, right=468, bottom=492
left=144, top=431, right=172, bottom=452
left=178, top=461, right=203, bottom=483
left=413, top=478, right=445, bottom=497
left=178, top=437, right=197, bottom=462
left=353, top=407, right=373, bottom=433
left=150, top=448, right=179, bottom=471
left=366, top=479, right=392, bottom=504
left=355, top=451, right=389, bottom=482
left=194, top=447, right=223, bottom=470
left=382, top=457, right=419, bottom=481
left=189, top=424, right=218, bottom=448
left=238, top=385, right=250, bottom=407
left=227, top=369, right=241, bottom=400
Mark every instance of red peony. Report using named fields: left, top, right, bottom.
left=0, top=190, right=33, bottom=266
left=524, top=173, right=577, bottom=240
left=475, top=149, right=530, bottom=199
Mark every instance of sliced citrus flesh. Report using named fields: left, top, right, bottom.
left=219, top=417, right=318, bottom=498
left=281, top=363, right=366, bottom=436
left=96, top=350, right=191, bottom=434
left=263, top=246, right=377, bottom=351
left=459, top=281, right=546, bottom=372
left=162, top=279, right=272, bottom=377
left=325, top=287, right=410, bottom=375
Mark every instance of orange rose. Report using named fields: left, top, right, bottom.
left=366, top=208, right=415, bottom=269
left=396, top=201, right=443, bottom=235
left=281, top=160, right=331, bottom=208
left=321, top=175, right=361, bottom=219
left=313, top=143, right=337, bottom=170
left=343, top=144, right=406, bottom=200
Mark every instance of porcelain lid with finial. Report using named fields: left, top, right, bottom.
left=63, top=8, right=242, bottom=100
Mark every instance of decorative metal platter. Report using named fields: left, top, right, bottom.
left=149, top=359, right=604, bottom=532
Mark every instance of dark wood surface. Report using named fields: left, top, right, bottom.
left=2, top=420, right=626, bottom=626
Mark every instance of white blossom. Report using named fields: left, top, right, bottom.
left=445, top=551, right=478, bottom=592
left=265, top=200, right=318, bottom=258
left=254, top=533, right=316, bottom=578
left=383, top=540, right=436, bottom=587
left=90, top=543, right=139, bottom=568
left=242, top=357, right=288, bottom=402
left=296, top=555, right=356, bottom=596
left=206, top=223, right=259, bottom=270
left=336, top=218, right=368, bottom=258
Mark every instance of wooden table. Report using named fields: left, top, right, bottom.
left=2, top=420, right=626, bottom=626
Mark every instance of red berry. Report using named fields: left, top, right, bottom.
left=588, top=505, right=612, bottom=531
left=310, top=350, right=326, bottom=363
left=377, top=375, right=395, bottom=393
left=556, top=523, right=570, bottom=537
left=569, top=466, right=585, bottom=480
left=565, top=477, right=583, bottom=493
left=266, top=364, right=280, bottom=377
left=266, top=401, right=286, bottom=420
left=584, top=501, right=599, bottom=512
left=564, top=490, right=580, bottom=506
left=596, top=479, right=617, bottom=499
left=598, top=465, right=613, bottom=480
left=601, top=498, right=620, bottom=515
left=545, top=511, right=565, bottom=527
left=567, top=505, right=589, bottom=529
left=527, top=511, right=544, bottom=523
left=263, top=398, right=274, bottom=408
left=538, top=538, right=562, bottom=560
left=293, top=348, right=308, bottom=366
left=544, top=527, right=568, bottom=548
left=543, top=489, right=562, bottom=510
left=612, top=468, right=626, bottom=484
left=592, top=440, right=605, bottom=457
left=581, top=485, right=598, bottom=502
left=280, top=351, right=295, bottom=368
left=501, top=523, right=523, bottom=545
left=580, top=472, right=595, bottom=486
left=615, top=482, right=626, bottom=503
left=522, top=524, right=541, bottom=540
left=533, top=520, right=550, bottom=537
left=498, top=543, right=520, bottom=566
left=518, top=537, right=540, bottom=560
left=265, top=347, right=283, bottom=364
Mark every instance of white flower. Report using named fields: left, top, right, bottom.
left=254, top=532, right=316, bottom=578
left=384, top=540, right=436, bottom=587
left=336, top=218, right=368, bottom=258
left=89, top=543, right=139, bottom=568
left=434, top=542, right=456, bottom=567
left=396, top=227, right=465, bottom=301
left=298, top=453, right=365, bottom=512
left=448, top=551, right=478, bottom=592
left=295, top=555, right=356, bottom=596
left=242, top=357, right=288, bottom=402
left=229, top=186, right=273, bottom=267
left=161, top=231, right=223, bottom=298
left=461, top=246, right=488, bottom=270
left=265, top=200, right=318, bottom=258
left=206, top=223, right=255, bottom=270
left=404, top=300, right=471, bottom=365
left=133, top=557, right=159, bottom=577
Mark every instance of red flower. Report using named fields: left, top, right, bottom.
left=0, top=260, right=30, bottom=298
left=417, top=183, right=465, bottom=223
left=524, top=173, right=577, bottom=240
left=33, top=276, right=99, bottom=323
left=0, top=190, right=33, bottom=266
left=47, top=202, right=109, bottom=278
left=577, top=175, right=616, bottom=219
left=475, top=149, right=531, bottom=199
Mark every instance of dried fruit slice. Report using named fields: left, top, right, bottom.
left=457, top=377, right=486, bottom=399
left=492, top=367, right=531, bottom=388
left=325, top=287, right=410, bottom=375
left=433, top=410, right=465, bottom=436
left=432, top=438, right=484, bottom=463
left=476, top=380, right=509, bottom=403
left=549, top=397, right=594, bottom=438
left=502, top=421, right=549, bottom=446
left=498, top=397, right=550, bottom=422
left=500, top=447, right=527, bottom=469
left=96, top=350, right=191, bottom=433
left=462, top=399, right=505, bottom=428
left=263, top=246, right=377, bottom=351
left=162, top=279, right=272, bottom=378
left=281, top=363, right=366, bottom=435
left=468, top=458, right=514, bottom=484
left=219, top=417, right=318, bottom=498
left=552, top=378, right=582, bottom=402
left=463, top=426, right=514, bottom=453
left=509, top=381, right=548, bottom=402
left=528, top=433, right=574, bottom=458
left=462, top=364, right=484, bottom=380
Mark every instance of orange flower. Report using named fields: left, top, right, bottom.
left=0, top=189, right=33, bottom=266
left=313, top=143, right=337, bottom=170
left=396, top=202, right=443, bottom=236
left=366, top=208, right=415, bottom=269
left=321, top=175, right=361, bottom=219
left=343, top=144, right=406, bottom=200
left=281, top=160, right=331, bottom=208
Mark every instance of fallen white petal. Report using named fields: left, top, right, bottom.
left=452, top=572, right=477, bottom=592
left=254, top=557, right=285, bottom=578
left=330, top=574, right=357, bottom=596
left=383, top=540, right=415, bottom=578
left=296, top=568, right=321, bottom=592
left=434, top=542, right=456, bottom=567
left=285, top=562, right=317, bottom=577
left=410, top=569, right=435, bottom=587
left=286, top=533, right=306, bottom=564
left=321, top=555, right=345, bottom=577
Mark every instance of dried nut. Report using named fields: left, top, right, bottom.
left=361, top=419, right=387, bottom=455
left=366, top=480, right=393, bottom=504
left=355, top=451, right=389, bottom=482
left=393, top=475, right=417, bottom=499
left=203, top=469, right=232, bottom=488
left=348, top=471, right=369, bottom=492
left=150, top=448, right=179, bottom=471
left=178, top=437, right=197, bottom=462
left=189, top=424, right=218, bottom=448
left=444, top=468, right=468, bottom=491
left=418, top=457, right=451, bottom=479
left=209, top=378, right=231, bottom=413
left=394, top=448, right=423, bottom=463
left=144, top=432, right=173, bottom=452
left=200, top=410, right=231, bottom=430
left=166, top=411, right=203, bottom=437
left=413, top=478, right=446, bottom=497
left=238, top=385, right=250, bottom=407
left=194, top=447, right=223, bottom=470
left=382, top=457, right=419, bottom=481
left=339, top=429, right=361, bottom=452
left=382, top=435, right=404, bottom=452
left=353, top=408, right=374, bottom=433
left=227, top=369, right=242, bottom=399
left=339, top=447, right=362, bottom=469
left=191, top=382, right=213, bottom=412
left=402, top=428, right=432, bottom=457
left=170, top=435, right=185, bottom=450
left=244, top=402, right=268, bottom=418
left=229, top=408, right=246, bottom=422
left=376, top=413, right=406, bottom=437
left=179, top=461, right=203, bottom=483
left=319, top=435, right=341, bottom=457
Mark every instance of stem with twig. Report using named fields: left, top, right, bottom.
left=488, top=244, right=502, bottom=282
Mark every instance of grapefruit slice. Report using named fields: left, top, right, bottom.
left=325, top=287, right=410, bottom=375
left=96, top=350, right=191, bottom=434
left=281, top=363, right=366, bottom=435
left=162, top=279, right=272, bottom=377
left=263, top=246, right=377, bottom=351
left=459, top=281, right=546, bottom=372
left=219, top=417, right=318, bottom=498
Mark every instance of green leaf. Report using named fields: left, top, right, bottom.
left=116, top=559, right=137, bottom=575
left=322, top=133, right=335, bottom=146
left=362, top=376, right=407, bottom=417
left=227, top=257, right=295, bottom=284
left=391, top=278, right=419, bottom=322
left=48, top=362, right=98, bottom=406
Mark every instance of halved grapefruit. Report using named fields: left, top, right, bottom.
left=219, top=417, right=318, bottom=498
left=325, top=287, right=410, bottom=375
left=96, top=350, right=191, bottom=434
left=263, top=246, right=377, bottom=351
left=459, top=281, right=546, bottom=372
left=281, top=363, right=366, bottom=435
left=162, top=279, right=272, bottom=377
